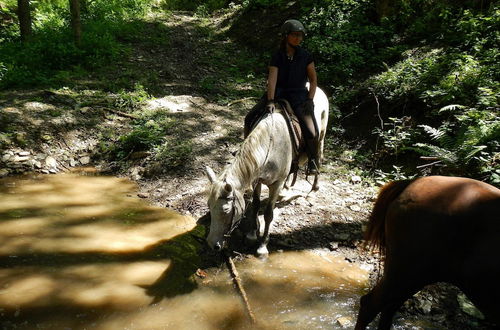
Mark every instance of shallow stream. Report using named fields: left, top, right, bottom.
left=0, top=170, right=437, bottom=329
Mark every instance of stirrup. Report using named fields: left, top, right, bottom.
left=306, top=158, right=319, bottom=175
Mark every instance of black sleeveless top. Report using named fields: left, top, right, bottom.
left=269, top=47, right=314, bottom=91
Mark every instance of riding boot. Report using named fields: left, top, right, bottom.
left=306, top=138, right=320, bottom=175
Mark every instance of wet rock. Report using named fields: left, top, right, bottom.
left=336, top=316, right=353, bottom=328
left=350, top=175, right=362, bottom=184
left=0, top=169, right=10, bottom=177
left=458, top=293, right=485, bottom=320
left=79, top=156, right=91, bottom=165
left=2, top=153, right=12, bottom=162
left=17, top=151, right=30, bottom=157
left=45, top=156, right=58, bottom=170
left=349, top=205, right=361, bottom=212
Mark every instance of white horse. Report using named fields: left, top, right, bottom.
left=206, top=87, right=329, bottom=257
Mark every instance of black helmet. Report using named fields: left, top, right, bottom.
left=280, top=19, right=306, bottom=36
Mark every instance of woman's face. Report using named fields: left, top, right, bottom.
left=286, top=31, right=304, bottom=47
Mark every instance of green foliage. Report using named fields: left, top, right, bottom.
left=114, top=83, right=151, bottom=110
left=346, top=2, right=500, bottom=183
left=0, top=0, right=156, bottom=89
left=155, top=139, right=193, bottom=171
left=114, top=122, right=165, bottom=159
left=411, top=106, right=499, bottom=182
left=303, top=0, right=393, bottom=88
left=372, top=117, right=415, bottom=155
left=161, top=0, right=227, bottom=12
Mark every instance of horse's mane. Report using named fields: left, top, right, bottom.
left=364, top=179, right=415, bottom=256
left=219, top=114, right=277, bottom=190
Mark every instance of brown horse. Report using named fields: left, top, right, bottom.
left=355, top=176, right=500, bottom=329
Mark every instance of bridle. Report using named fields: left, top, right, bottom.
left=223, top=189, right=246, bottom=239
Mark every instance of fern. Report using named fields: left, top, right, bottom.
left=414, top=105, right=499, bottom=178
left=419, top=124, right=446, bottom=140
left=413, top=143, right=458, bottom=164
left=438, top=104, right=467, bottom=113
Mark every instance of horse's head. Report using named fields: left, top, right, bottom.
left=205, top=166, right=245, bottom=251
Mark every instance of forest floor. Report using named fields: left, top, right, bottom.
left=0, top=11, right=492, bottom=330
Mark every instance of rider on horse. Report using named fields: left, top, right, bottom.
left=244, top=19, right=320, bottom=175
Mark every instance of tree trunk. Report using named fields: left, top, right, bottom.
left=17, top=0, right=32, bottom=41
left=69, top=0, right=82, bottom=47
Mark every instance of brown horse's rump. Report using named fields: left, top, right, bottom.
left=356, top=176, right=500, bottom=330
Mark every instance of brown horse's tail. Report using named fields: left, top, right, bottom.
left=364, top=179, right=414, bottom=256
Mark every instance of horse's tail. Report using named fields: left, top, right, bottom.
left=364, top=179, right=414, bottom=256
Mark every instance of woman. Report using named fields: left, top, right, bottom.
left=244, top=19, right=320, bottom=174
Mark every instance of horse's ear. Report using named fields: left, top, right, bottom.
left=222, top=182, right=233, bottom=198
left=205, top=166, right=216, bottom=183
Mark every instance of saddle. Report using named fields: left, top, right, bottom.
left=275, top=99, right=304, bottom=158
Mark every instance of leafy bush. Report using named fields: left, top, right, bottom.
left=114, top=83, right=151, bottom=110
left=110, top=120, right=164, bottom=160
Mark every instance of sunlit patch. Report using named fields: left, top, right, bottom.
left=0, top=173, right=196, bottom=255
left=145, top=95, right=204, bottom=113
left=2, top=275, right=56, bottom=306
left=0, top=172, right=371, bottom=329
left=23, top=101, right=56, bottom=111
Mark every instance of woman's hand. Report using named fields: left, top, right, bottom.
left=266, top=99, right=276, bottom=113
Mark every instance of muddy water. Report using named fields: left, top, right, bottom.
left=0, top=170, right=370, bottom=329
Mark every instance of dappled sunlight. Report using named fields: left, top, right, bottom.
left=1, top=274, right=56, bottom=307
left=0, top=173, right=195, bottom=255
left=0, top=262, right=167, bottom=310
left=0, top=172, right=370, bottom=329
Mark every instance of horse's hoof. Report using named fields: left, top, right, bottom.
left=256, top=246, right=269, bottom=258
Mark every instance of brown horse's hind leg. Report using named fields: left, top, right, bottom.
left=355, top=275, right=422, bottom=330
left=355, top=291, right=379, bottom=330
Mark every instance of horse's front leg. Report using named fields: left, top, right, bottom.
left=256, top=181, right=282, bottom=257
left=245, top=182, right=261, bottom=245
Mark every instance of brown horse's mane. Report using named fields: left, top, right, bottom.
left=364, top=179, right=415, bottom=256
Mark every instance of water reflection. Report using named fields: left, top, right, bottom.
left=0, top=171, right=369, bottom=329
